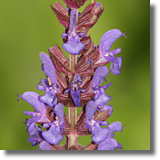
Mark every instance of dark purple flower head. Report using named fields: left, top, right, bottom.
left=62, top=9, right=85, bottom=55
left=42, top=103, right=64, bottom=145
left=97, top=29, right=126, bottom=75
left=18, top=92, right=51, bottom=126
left=38, top=52, right=60, bottom=107
left=97, top=122, right=123, bottom=150
left=85, top=101, right=110, bottom=144
left=64, top=73, right=86, bottom=107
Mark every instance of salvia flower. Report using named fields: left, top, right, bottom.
left=97, top=122, right=123, bottom=150
left=18, top=0, right=125, bottom=150
left=42, top=103, right=64, bottom=145
left=62, top=9, right=85, bottom=55
left=37, top=52, right=59, bottom=107
left=96, top=29, right=126, bottom=75
left=18, top=91, right=51, bottom=127
left=85, top=101, right=110, bottom=144
left=64, top=73, right=86, bottom=107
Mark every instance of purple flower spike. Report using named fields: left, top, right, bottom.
left=18, top=92, right=51, bottom=124
left=92, top=66, right=109, bottom=89
left=62, top=9, right=85, bottom=55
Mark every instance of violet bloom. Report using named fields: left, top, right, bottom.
left=42, top=103, right=64, bottom=145
left=62, top=9, right=85, bottom=55
left=27, top=123, right=52, bottom=150
left=91, top=66, right=112, bottom=107
left=85, top=101, right=110, bottom=144
left=18, top=91, right=51, bottom=127
left=97, top=122, right=123, bottom=150
left=97, top=29, right=126, bottom=75
left=64, top=73, right=86, bottom=107
left=38, top=52, right=59, bottom=107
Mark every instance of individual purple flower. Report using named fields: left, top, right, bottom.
left=97, top=122, right=123, bottom=150
left=18, top=91, right=51, bottom=127
left=38, top=52, right=59, bottom=107
left=27, top=123, right=43, bottom=147
left=27, top=123, right=52, bottom=150
left=62, top=9, right=85, bottom=55
left=42, top=103, right=64, bottom=145
left=64, top=73, right=86, bottom=107
left=85, top=101, right=110, bottom=144
left=97, top=29, right=126, bottom=75
left=91, top=66, right=112, bottom=107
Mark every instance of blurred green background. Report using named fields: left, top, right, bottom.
left=0, top=0, right=150, bottom=150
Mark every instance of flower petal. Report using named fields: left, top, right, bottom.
left=54, top=103, right=64, bottom=124
left=70, top=90, right=81, bottom=107
left=27, top=123, right=41, bottom=137
left=108, top=122, right=123, bottom=136
left=99, top=29, right=125, bottom=56
left=40, top=52, right=57, bottom=84
left=63, top=35, right=85, bottom=55
left=97, top=138, right=119, bottom=150
left=38, top=88, right=57, bottom=107
left=42, top=124, right=63, bottom=145
left=91, top=123, right=109, bottom=144
left=94, top=89, right=111, bottom=107
left=100, top=105, right=113, bottom=117
left=85, top=101, right=98, bottom=122
left=110, top=56, right=122, bottom=75
left=20, top=92, right=45, bottom=113
left=39, top=141, right=53, bottom=150
left=92, top=66, right=109, bottom=89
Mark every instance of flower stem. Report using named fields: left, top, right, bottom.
left=67, top=54, right=78, bottom=149
left=67, top=8, right=79, bottom=150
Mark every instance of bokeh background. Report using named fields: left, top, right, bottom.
left=0, top=0, right=150, bottom=150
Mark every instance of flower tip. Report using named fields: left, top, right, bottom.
left=122, top=32, right=127, bottom=38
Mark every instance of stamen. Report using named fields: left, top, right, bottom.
left=48, top=78, right=52, bottom=86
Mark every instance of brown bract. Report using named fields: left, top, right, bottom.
left=51, top=2, right=70, bottom=28
left=63, top=0, right=87, bottom=9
